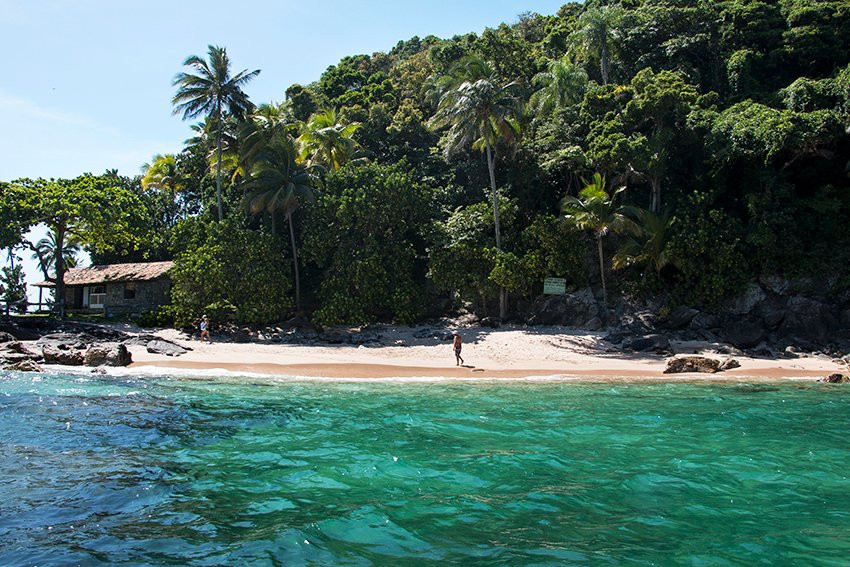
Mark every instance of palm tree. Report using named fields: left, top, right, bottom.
left=427, top=56, right=523, bottom=318
left=141, top=154, right=187, bottom=224
left=530, top=56, right=588, bottom=114
left=570, top=5, right=624, bottom=85
left=172, top=45, right=260, bottom=221
left=296, top=108, right=366, bottom=170
left=241, top=134, right=323, bottom=310
left=613, top=208, right=676, bottom=278
left=30, top=229, right=82, bottom=280
left=561, top=173, right=632, bottom=305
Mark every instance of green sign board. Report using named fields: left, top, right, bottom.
left=543, top=277, right=566, bottom=295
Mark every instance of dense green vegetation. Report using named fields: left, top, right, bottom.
left=2, top=0, right=849, bottom=326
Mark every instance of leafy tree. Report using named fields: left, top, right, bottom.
left=428, top=56, right=524, bottom=318
left=0, top=259, right=27, bottom=314
left=141, top=153, right=187, bottom=226
left=561, top=173, right=632, bottom=305
left=612, top=208, right=677, bottom=284
left=9, top=175, right=147, bottom=316
left=241, top=133, right=323, bottom=310
left=169, top=219, right=292, bottom=326
left=172, top=45, right=260, bottom=221
left=302, top=163, right=431, bottom=325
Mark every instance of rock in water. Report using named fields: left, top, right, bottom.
left=146, top=340, right=188, bottom=357
left=664, top=356, right=721, bottom=374
left=85, top=344, right=132, bottom=367
left=3, top=359, right=43, bottom=372
left=819, top=373, right=849, bottom=383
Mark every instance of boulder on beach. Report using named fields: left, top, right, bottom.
left=664, top=356, right=721, bottom=374
left=146, top=340, right=188, bottom=357
left=3, top=359, right=43, bottom=372
left=819, top=373, right=849, bottom=384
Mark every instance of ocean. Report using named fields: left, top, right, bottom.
left=2, top=370, right=849, bottom=565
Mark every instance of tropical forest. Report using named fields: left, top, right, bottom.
left=3, top=0, right=850, bottom=335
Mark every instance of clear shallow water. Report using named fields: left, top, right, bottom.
left=1, top=372, right=849, bottom=566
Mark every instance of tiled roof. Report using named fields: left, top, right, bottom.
left=33, top=261, right=174, bottom=287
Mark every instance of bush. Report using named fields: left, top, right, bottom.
left=169, top=220, right=292, bottom=327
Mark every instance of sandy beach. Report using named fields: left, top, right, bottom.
left=123, top=325, right=847, bottom=381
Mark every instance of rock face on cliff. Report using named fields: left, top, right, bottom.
left=528, top=289, right=601, bottom=328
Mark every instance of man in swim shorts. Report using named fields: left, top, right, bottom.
left=452, top=332, right=464, bottom=366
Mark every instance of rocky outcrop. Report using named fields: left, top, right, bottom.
left=528, top=288, right=600, bottom=328
left=85, top=344, right=132, bottom=366
left=723, top=320, right=766, bottom=349
left=820, top=373, right=849, bottom=383
left=719, top=358, right=741, bottom=371
left=661, top=306, right=699, bottom=330
left=778, top=296, right=839, bottom=342
left=664, top=356, right=721, bottom=374
left=623, top=334, right=670, bottom=353
left=42, top=345, right=85, bottom=366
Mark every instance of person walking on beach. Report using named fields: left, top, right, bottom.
left=452, top=332, right=464, bottom=366
left=199, top=315, right=212, bottom=343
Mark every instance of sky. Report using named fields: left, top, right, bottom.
left=1, top=0, right=568, bottom=302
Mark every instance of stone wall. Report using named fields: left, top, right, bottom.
left=105, top=278, right=171, bottom=314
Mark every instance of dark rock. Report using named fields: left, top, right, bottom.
left=0, top=323, right=41, bottom=341
left=759, top=275, right=790, bottom=295
left=726, top=284, right=767, bottom=316
left=723, top=320, right=766, bottom=349
left=42, top=345, right=85, bottom=366
left=0, top=332, right=16, bottom=343
left=603, top=331, right=629, bottom=345
left=664, top=356, right=721, bottom=374
left=480, top=317, right=501, bottom=329
left=232, top=327, right=252, bottom=343
left=840, top=308, right=850, bottom=327
left=779, top=297, right=839, bottom=342
left=624, top=334, right=670, bottom=352
left=719, top=358, right=741, bottom=371
left=85, top=344, right=132, bottom=366
left=584, top=317, right=603, bottom=331
left=757, top=298, right=787, bottom=329
left=783, top=346, right=799, bottom=359
left=3, top=359, right=43, bottom=372
left=819, top=373, right=849, bottom=384
left=320, top=330, right=349, bottom=344
left=122, top=334, right=161, bottom=347
left=91, top=367, right=107, bottom=374
left=146, top=340, right=188, bottom=357
left=689, top=312, right=720, bottom=331
left=663, top=306, right=699, bottom=330
left=38, top=332, right=94, bottom=350
left=528, top=288, right=600, bottom=327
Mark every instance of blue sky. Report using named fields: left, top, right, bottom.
left=1, top=0, right=567, bottom=181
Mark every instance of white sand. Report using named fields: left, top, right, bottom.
left=123, top=325, right=847, bottom=381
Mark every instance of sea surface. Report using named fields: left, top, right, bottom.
left=1, top=371, right=849, bottom=566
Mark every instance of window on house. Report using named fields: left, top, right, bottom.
left=124, top=281, right=136, bottom=300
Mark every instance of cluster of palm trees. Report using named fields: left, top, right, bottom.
left=160, top=45, right=368, bottom=311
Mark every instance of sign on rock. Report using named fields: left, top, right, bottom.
left=543, top=277, right=566, bottom=295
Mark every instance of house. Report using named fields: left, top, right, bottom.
left=33, top=261, right=174, bottom=314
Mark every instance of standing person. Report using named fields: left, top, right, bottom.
left=199, top=315, right=212, bottom=343
left=452, top=332, right=464, bottom=366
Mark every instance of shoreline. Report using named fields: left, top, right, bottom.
left=126, top=359, right=832, bottom=382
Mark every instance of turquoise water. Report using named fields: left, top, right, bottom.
left=1, top=372, right=849, bottom=566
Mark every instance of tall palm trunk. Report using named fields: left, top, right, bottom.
left=55, top=225, right=66, bottom=318
left=650, top=176, right=661, bottom=213
left=485, top=139, right=507, bottom=319
left=597, top=235, right=607, bottom=306
left=286, top=210, right=301, bottom=311
left=215, top=99, right=224, bottom=222
left=600, top=25, right=610, bottom=85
